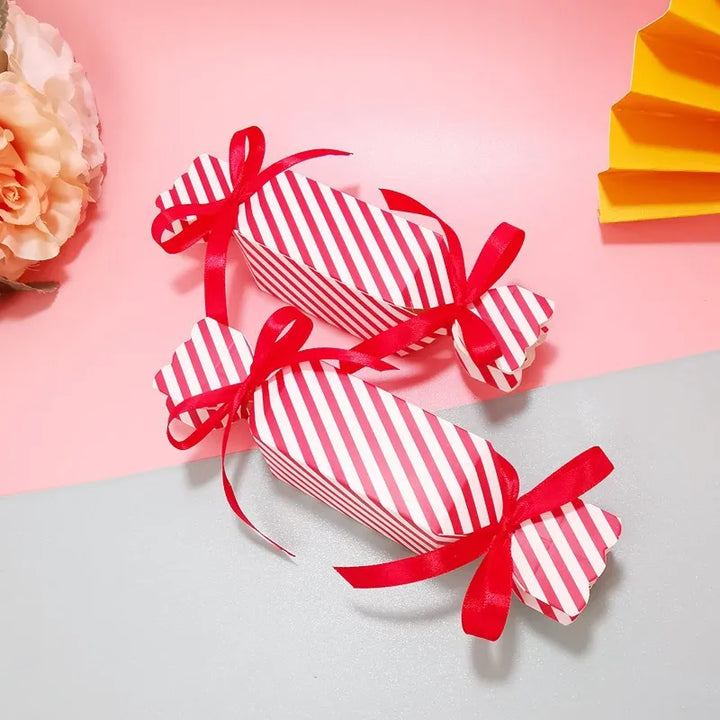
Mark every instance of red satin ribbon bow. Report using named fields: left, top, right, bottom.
left=152, top=126, right=350, bottom=326
left=166, top=306, right=393, bottom=556
left=335, top=446, right=614, bottom=640
left=351, top=190, right=525, bottom=368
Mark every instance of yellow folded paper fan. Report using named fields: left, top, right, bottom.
left=599, top=0, right=720, bottom=222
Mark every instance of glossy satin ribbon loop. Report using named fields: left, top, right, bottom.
left=335, top=446, right=614, bottom=640
left=152, top=127, right=350, bottom=325
left=166, top=386, right=239, bottom=450
left=229, top=127, right=265, bottom=188
left=465, top=222, right=525, bottom=301
left=165, top=306, right=395, bottom=554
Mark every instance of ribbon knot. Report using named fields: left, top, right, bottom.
left=166, top=306, right=394, bottom=556
left=152, top=126, right=351, bottom=326
left=335, top=446, right=614, bottom=641
left=494, top=512, right=516, bottom=539
left=350, top=189, right=526, bottom=369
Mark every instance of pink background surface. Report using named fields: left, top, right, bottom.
left=2, top=0, right=719, bottom=495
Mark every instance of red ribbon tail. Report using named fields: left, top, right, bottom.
left=335, top=527, right=496, bottom=589
left=461, top=535, right=514, bottom=641
left=379, top=188, right=471, bottom=299
left=345, top=305, right=461, bottom=370
left=379, top=188, right=437, bottom=218
left=219, top=397, right=294, bottom=557
left=299, top=349, right=397, bottom=375
left=512, top=446, right=615, bottom=523
left=221, top=472, right=295, bottom=557
left=256, top=148, right=352, bottom=188
left=203, top=206, right=242, bottom=326
left=168, top=368, right=294, bottom=556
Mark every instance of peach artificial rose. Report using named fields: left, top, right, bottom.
left=0, top=73, right=87, bottom=281
left=0, top=2, right=104, bottom=201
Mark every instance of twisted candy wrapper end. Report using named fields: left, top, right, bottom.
left=336, top=446, right=622, bottom=640
left=153, top=306, right=394, bottom=555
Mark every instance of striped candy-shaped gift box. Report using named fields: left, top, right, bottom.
left=155, top=154, right=554, bottom=392
left=154, top=317, right=620, bottom=626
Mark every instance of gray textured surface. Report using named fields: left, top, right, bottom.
left=1, top=352, right=719, bottom=719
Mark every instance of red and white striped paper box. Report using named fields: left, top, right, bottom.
left=155, top=156, right=554, bottom=392
left=154, top=317, right=619, bottom=625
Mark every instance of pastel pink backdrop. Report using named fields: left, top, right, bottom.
left=2, top=0, right=718, bottom=495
